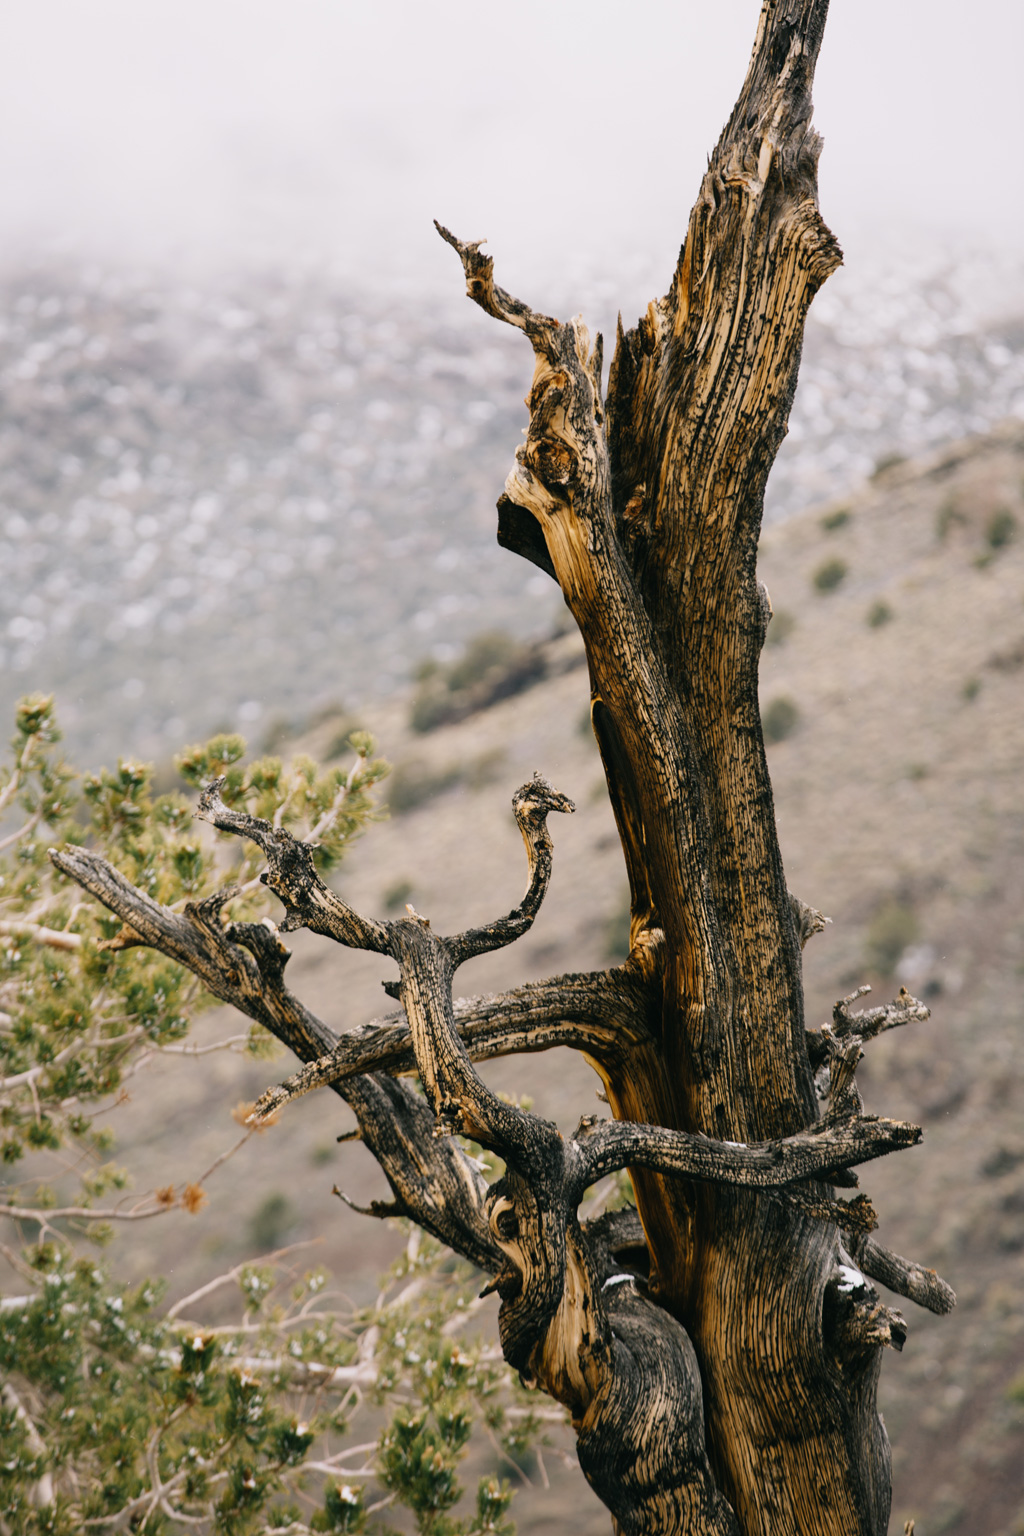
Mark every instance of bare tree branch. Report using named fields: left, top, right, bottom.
left=570, top=1113, right=923, bottom=1195
left=336, top=1073, right=500, bottom=1275
left=195, top=780, right=391, bottom=953
left=807, top=987, right=932, bottom=1070
left=49, top=846, right=337, bottom=1061
left=248, top=967, right=652, bottom=1124
left=851, top=1233, right=956, bottom=1317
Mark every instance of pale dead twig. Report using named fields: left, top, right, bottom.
left=0, top=918, right=81, bottom=952
left=166, top=1238, right=324, bottom=1321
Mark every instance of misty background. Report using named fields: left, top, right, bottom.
left=2, top=12, right=1024, bottom=1533
left=0, top=0, right=1022, bottom=759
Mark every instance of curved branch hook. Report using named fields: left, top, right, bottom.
left=448, top=773, right=574, bottom=966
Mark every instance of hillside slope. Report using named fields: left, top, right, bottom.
left=14, top=421, right=1023, bottom=1534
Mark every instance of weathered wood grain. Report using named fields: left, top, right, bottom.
left=50, top=2, right=956, bottom=1529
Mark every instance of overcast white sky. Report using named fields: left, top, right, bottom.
left=0, top=1, right=1021, bottom=307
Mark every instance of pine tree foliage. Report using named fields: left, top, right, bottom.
left=0, top=698, right=533, bottom=1536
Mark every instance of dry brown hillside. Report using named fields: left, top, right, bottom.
left=63, top=420, right=1024, bottom=1535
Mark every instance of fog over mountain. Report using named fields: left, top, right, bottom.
left=0, top=242, right=1021, bottom=764
left=1, top=1, right=1022, bottom=288
left=0, top=2, right=1021, bottom=760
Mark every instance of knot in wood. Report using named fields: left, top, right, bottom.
left=527, top=437, right=576, bottom=490
left=621, top=484, right=647, bottom=537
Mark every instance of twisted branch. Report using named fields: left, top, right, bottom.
left=248, top=967, right=650, bottom=1124
left=48, top=846, right=337, bottom=1061
left=568, top=1113, right=924, bottom=1198
left=195, top=780, right=390, bottom=952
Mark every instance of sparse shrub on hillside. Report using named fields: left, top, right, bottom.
left=985, top=507, right=1017, bottom=550
left=386, top=749, right=506, bottom=815
left=821, top=506, right=851, bottom=532
left=974, top=506, right=1018, bottom=567
left=981, top=1144, right=1024, bottom=1178
left=464, top=746, right=507, bottom=788
left=308, top=698, right=350, bottom=730
left=865, top=897, right=919, bottom=977
left=410, top=630, right=547, bottom=733
left=962, top=676, right=982, bottom=702
left=445, top=631, right=520, bottom=692
left=762, top=695, right=800, bottom=744
left=387, top=759, right=465, bottom=813
left=248, top=1190, right=297, bottom=1251
left=987, top=637, right=1024, bottom=673
left=867, top=599, right=893, bottom=628
left=812, top=556, right=848, bottom=593
left=383, top=877, right=415, bottom=911
left=765, top=607, right=796, bottom=646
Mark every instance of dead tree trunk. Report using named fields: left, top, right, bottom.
left=52, top=3, right=955, bottom=1531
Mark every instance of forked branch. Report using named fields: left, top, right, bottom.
left=48, top=845, right=337, bottom=1062
left=337, top=1073, right=500, bottom=1274
left=196, top=779, right=391, bottom=952
left=248, top=967, right=651, bottom=1125
left=807, top=987, right=932, bottom=1072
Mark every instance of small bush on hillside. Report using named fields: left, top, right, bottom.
left=985, top=507, right=1017, bottom=550
left=387, top=760, right=465, bottom=813
left=248, top=1190, right=297, bottom=1252
left=387, top=749, right=506, bottom=815
left=383, top=877, right=415, bottom=911
left=446, top=631, right=521, bottom=691
left=812, top=557, right=848, bottom=593
left=936, top=498, right=966, bottom=540
left=871, top=451, right=906, bottom=478
left=410, top=630, right=546, bottom=732
left=821, top=506, right=851, bottom=532
left=762, top=695, right=800, bottom=745
left=867, top=600, right=893, bottom=628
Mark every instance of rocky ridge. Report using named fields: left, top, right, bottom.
left=0, top=253, right=1022, bottom=765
